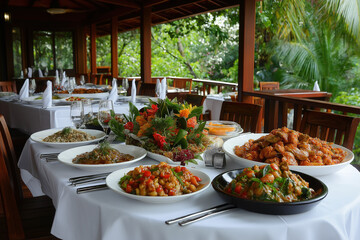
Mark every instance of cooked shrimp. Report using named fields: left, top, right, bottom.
left=259, top=146, right=277, bottom=159
left=281, top=152, right=298, bottom=165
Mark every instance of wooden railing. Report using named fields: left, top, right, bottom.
left=243, top=91, right=360, bottom=132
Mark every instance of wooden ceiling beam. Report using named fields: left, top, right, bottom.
left=142, top=0, right=168, bottom=8
left=68, top=0, right=97, bottom=9
left=94, top=0, right=140, bottom=8
left=193, top=2, right=208, bottom=10
left=152, top=13, right=169, bottom=21
left=208, top=0, right=222, bottom=7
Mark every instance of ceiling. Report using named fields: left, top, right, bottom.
left=4, top=0, right=241, bottom=35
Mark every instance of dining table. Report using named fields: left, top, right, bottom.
left=0, top=95, right=146, bottom=135
left=17, top=137, right=360, bottom=240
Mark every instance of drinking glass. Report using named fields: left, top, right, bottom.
left=98, top=100, right=114, bottom=135
left=70, top=101, right=84, bottom=129
left=80, top=75, right=85, bottom=86
left=122, top=79, right=129, bottom=92
left=81, top=99, right=93, bottom=125
left=68, top=77, right=76, bottom=95
left=29, top=79, right=36, bottom=96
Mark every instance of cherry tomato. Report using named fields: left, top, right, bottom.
left=143, top=170, right=151, bottom=177
left=168, top=189, right=176, bottom=196
left=234, top=184, right=242, bottom=194
left=156, top=186, right=163, bottom=193
left=160, top=171, right=170, bottom=179
left=126, top=184, right=132, bottom=193
left=181, top=167, right=187, bottom=172
left=194, top=175, right=201, bottom=182
left=174, top=166, right=181, bottom=172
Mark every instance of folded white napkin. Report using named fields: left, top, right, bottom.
left=313, top=81, right=320, bottom=91
left=160, top=77, right=167, bottom=100
left=20, top=70, right=24, bottom=78
left=19, top=79, right=29, bottom=100
left=108, top=78, right=118, bottom=104
left=156, top=79, right=161, bottom=97
left=38, top=68, right=44, bottom=77
left=27, top=67, right=32, bottom=78
left=131, top=79, right=136, bottom=103
left=60, top=71, right=67, bottom=87
left=42, top=81, right=52, bottom=108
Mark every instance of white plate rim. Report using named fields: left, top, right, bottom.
left=222, top=133, right=354, bottom=176
left=30, top=128, right=106, bottom=147
left=57, top=144, right=147, bottom=170
left=106, top=165, right=210, bottom=203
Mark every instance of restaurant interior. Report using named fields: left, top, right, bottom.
left=1, top=0, right=360, bottom=240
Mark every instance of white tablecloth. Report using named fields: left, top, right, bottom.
left=18, top=139, right=360, bottom=240
left=0, top=98, right=145, bottom=134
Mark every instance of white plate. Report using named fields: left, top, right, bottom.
left=147, top=151, right=176, bottom=164
left=22, top=95, right=64, bottom=105
left=30, top=128, right=106, bottom=148
left=0, top=92, right=16, bottom=98
left=106, top=166, right=210, bottom=203
left=222, top=133, right=354, bottom=176
left=118, top=96, right=158, bottom=103
left=56, top=92, right=109, bottom=100
left=58, top=144, right=147, bottom=172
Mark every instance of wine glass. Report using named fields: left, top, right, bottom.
left=98, top=100, right=114, bottom=135
left=80, top=75, right=85, bottom=86
left=29, top=79, right=36, bottom=96
left=70, top=101, right=84, bottom=129
left=68, top=77, right=76, bottom=95
left=81, top=99, right=93, bottom=126
left=122, top=79, right=129, bottom=92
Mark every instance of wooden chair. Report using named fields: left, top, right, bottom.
left=219, top=102, right=262, bottom=133
left=0, top=81, right=17, bottom=93
left=184, top=94, right=205, bottom=107
left=299, top=109, right=360, bottom=150
left=259, top=81, right=280, bottom=90
left=0, top=114, right=56, bottom=240
left=139, top=82, right=156, bottom=97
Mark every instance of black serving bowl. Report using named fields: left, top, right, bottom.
left=212, top=168, right=328, bottom=215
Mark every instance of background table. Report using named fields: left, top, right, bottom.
left=0, top=98, right=145, bottom=135
left=18, top=139, right=360, bottom=240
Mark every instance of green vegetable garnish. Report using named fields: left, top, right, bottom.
left=61, top=127, right=72, bottom=135
left=171, top=168, right=185, bottom=187
left=98, top=141, right=112, bottom=156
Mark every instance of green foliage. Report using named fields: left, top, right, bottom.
left=334, top=88, right=360, bottom=164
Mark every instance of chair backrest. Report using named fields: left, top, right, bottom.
left=259, top=81, right=279, bottom=90
left=184, top=94, right=205, bottom=107
left=170, top=77, right=193, bottom=93
left=0, top=115, right=23, bottom=203
left=0, top=115, right=26, bottom=239
left=0, top=146, right=26, bottom=239
left=219, top=102, right=262, bottom=133
left=0, top=81, right=17, bottom=93
left=299, top=109, right=360, bottom=150
left=139, top=82, right=156, bottom=97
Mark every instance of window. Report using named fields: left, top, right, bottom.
left=33, top=31, right=74, bottom=71
left=12, top=27, right=22, bottom=77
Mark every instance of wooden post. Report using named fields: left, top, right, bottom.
left=140, top=6, right=152, bottom=83
left=90, top=23, right=97, bottom=74
left=111, top=16, right=118, bottom=78
left=75, top=25, right=87, bottom=74
left=238, top=0, right=256, bottom=103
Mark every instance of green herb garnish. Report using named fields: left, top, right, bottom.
left=61, top=127, right=72, bottom=135
left=98, top=141, right=112, bottom=156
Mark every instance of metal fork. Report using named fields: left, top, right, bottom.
left=165, top=203, right=236, bottom=226
left=76, top=184, right=108, bottom=194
